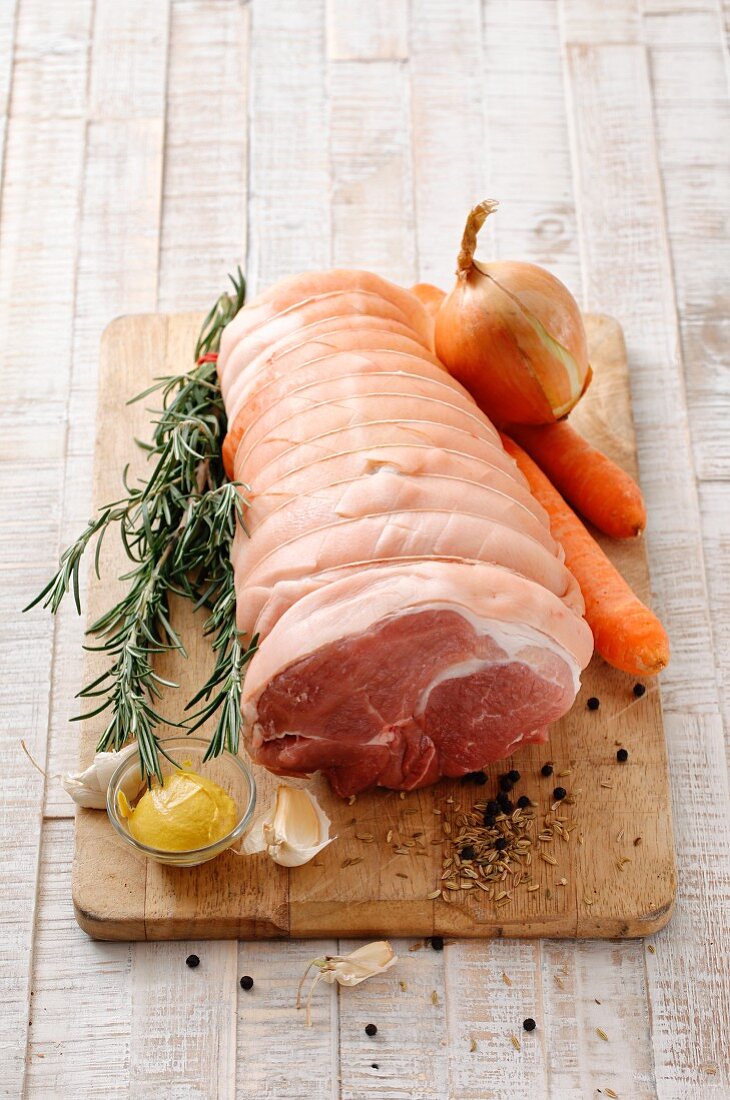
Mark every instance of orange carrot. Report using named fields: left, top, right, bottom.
left=410, top=283, right=446, bottom=321
left=508, top=421, right=646, bottom=539
left=501, top=433, right=669, bottom=676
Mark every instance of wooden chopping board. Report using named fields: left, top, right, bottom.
left=72, top=312, right=676, bottom=941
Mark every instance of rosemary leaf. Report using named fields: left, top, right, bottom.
left=26, top=269, right=253, bottom=783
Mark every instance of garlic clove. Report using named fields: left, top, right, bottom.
left=62, top=743, right=140, bottom=809
left=318, top=941, right=397, bottom=987
left=243, top=785, right=333, bottom=866
left=297, top=941, right=398, bottom=1025
left=271, top=786, right=321, bottom=848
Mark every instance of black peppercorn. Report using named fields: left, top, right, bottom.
left=523, top=1017, right=537, bottom=1032
left=365, top=1023, right=378, bottom=1037
left=486, top=799, right=500, bottom=816
left=430, top=936, right=444, bottom=951
left=587, top=696, right=600, bottom=711
left=460, top=845, right=476, bottom=861
left=185, top=954, right=200, bottom=968
left=633, top=683, right=646, bottom=698
left=507, top=769, right=520, bottom=784
left=553, top=787, right=567, bottom=801
left=494, top=837, right=508, bottom=851
left=497, top=793, right=513, bottom=813
left=483, top=813, right=496, bottom=828
left=371, top=1064, right=379, bottom=1070
left=540, top=762, right=554, bottom=777
left=498, top=774, right=514, bottom=792
left=239, top=975, right=254, bottom=991
left=461, top=770, right=488, bottom=785
left=516, top=795, right=531, bottom=809
left=617, top=748, right=629, bottom=762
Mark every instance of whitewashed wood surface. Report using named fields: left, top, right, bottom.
left=1, top=1, right=728, bottom=1096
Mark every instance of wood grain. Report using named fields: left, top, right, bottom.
left=235, top=940, right=339, bottom=1098
left=0, top=1, right=91, bottom=1091
left=644, top=3, right=730, bottom=747
left=11, top=0, right=92, bottom=119
left=646, top=6, right=730, bottom=483
left=157, top=0, right=249, bottom=313
left=71, top=310, right=676, bottom=943
left=329, top=58, right=415, bottom=284
left=246, top=0, right=330, bottom=292
left=409, top=0, right=483, bottom=288
left=562, top=19, right=730, bottom=1096
left=327, top=0, right=409, bottom=60
left=482, top=0, right=582, bottom=295
left=24, top=820, right=133, bottom=1097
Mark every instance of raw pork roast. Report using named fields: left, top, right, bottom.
left=217, top=271, right=593, bottom=796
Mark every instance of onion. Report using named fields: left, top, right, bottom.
left=434, top=200, right=592, bottom=425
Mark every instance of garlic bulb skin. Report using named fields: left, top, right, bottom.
left=62, top=743, right=139, bottom=809
left=297, top=941, right=398, bottom=1025
left=316, top=941, right=397, bottom=987
left=243, top=785, right=333, bottom=867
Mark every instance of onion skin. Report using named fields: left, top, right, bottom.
left=434, top=201, right=592, bottom=425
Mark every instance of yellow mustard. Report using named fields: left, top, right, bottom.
left=118, top=769, right=238, bottom=852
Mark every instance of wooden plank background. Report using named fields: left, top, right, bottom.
left=1, top=0, right=728, bottom=1096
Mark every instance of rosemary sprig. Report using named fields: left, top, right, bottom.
left=26, top=268, right=256, bottom=782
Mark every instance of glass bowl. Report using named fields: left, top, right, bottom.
left=106, top=737, right=257, bottom=867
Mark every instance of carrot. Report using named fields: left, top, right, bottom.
left=501, top=433, right=669, bottom=676
left=507, top=421, right=646, bottom=539
left=410, top=283, right=446, bottom=321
